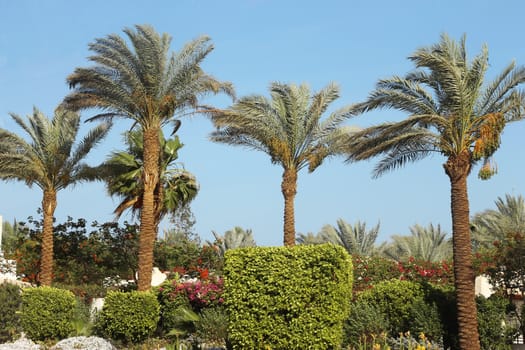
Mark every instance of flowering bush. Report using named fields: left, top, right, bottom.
left=171, top=277, right=224, bottom=311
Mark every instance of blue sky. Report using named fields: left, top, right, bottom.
left=1, top=0, right=525, bottom=246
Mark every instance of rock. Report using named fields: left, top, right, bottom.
left=0, top=335, right=41, bottom=349
left=50, top=336, right=116, bottom=350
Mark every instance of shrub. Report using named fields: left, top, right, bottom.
left=224, top=244, right=353, bottom=350
left=195, top=306, right=229, bottom=346
left=357, top=279, right=424, bottom=335
left=156, top=280, right=193, bottom=335
left=0, top=282, right=22, bottom=342
left=95, top=290, right=159, bottom=343
left=477, top=295, right=516, bottom=350
left=343, top=298, right=388, bottom=349
left=20, top=286, right=76, bottom=341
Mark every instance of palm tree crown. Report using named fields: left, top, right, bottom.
left=471, top=194, right=525, bottom=251
left=102, top=129, right=198, bottom=228
left=344, top=34, right=525, bottom=350
left=319, top=219, right=380, bottom=256
left=63, top=24, right=233, bottom=291
left=0, top=107, right=110, bottom=285
left=210, top=82, right=356, bottom=245
left=382, top=223, right=451, bottom=262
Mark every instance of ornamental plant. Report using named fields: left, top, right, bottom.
left=19, top=286, right=76, bottom=341
left=224, top=244, right=353, bottom=350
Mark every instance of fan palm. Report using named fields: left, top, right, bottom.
left=209, top=82, right=356, bottom=246
left=63, top=24, right=234, bottom=290
left=345, top=34, right=525, bottom=350
left=319, top=219, right=380, bottom=256
left=0, top=107, right=110, bottom=285
left=382, top=223, right=451, bottom=262
left=102, top=129, right=198, bottom=230
left=471, top=194, right=525, bottom=251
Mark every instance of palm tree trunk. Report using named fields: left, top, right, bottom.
left=281, top=168, right=297, bottom=246
left=444, top=151, right=480, bottom=350
left=40, top=188, right=57, bottom=286
left=137, top=127, right=161, bottom=291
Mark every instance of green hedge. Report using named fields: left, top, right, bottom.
left=20, top=286, right=76, bottom=341
left=224, top=244, right=353, bottom=349
left=95, top=290, right=160, bottom=343
left=0, top=282, right=22, bottom=342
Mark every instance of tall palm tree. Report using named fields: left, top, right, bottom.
left=471, top=194, right=525, bottom=251
left=63, top=24, right=234, bottom=291
left=102, top=129, right=198, bottom=231
left=0, top=107, right=110, bottom=285
left=319, top=219, right=380, bottom=256
left=381, top=223, right=451, bottom=262
left=344, top=34, right=525, bottom=350
left=209, top=82, right=355, bottom=246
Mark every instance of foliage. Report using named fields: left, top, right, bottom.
left=19, top=286, right=76, bottom=341
left=0, top=282, right=22, bottom=342
left=209, top=226, right=257, bottom=256
left=381, top=224, right=452, bottom=262
left=156, top=280, right=193, bottom=335
left=95, top=291, right=160, bottom=343
left=194, top=306, right=229, bottom=346
left=155, top=234, right=223, bottom=275
left=343, top=298, right=388, bottom=349
left=471, top=194, right=525, bottom=251
left=476, top=295, right=516, bottom=350
left=319, top=219, right=381, bottom=256
left=357, top=279, right=424, bottom=335
left=11, top=216, right=139, bottom=287
left=224, top=244, right=353, bottom=349
left=408, top=298, right=444, bottom=343
left=101, top=129, right=198, bottom=228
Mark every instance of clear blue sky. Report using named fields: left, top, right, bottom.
left=1, top=0, right=525, bottom=246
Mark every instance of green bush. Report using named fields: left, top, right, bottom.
left=477, top=295, right=515, bottom=350
left=95, top=290, right=160, bottom=343
left=20, top=286, right=76, bottom=341
left=357, top=279, right=424, bottom=335
left=195, top=306, right=229, bottom=346
left=0, top=282, right=22, bottom=342
left=156, top=279, right=193, bottom=334
left=224, top=244, right=353, bottom=350
left=343, top=298, right=388, bottom=349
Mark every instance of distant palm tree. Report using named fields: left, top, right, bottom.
left=296, top=232, right=325, bottom=245
left=102, top=129, right=198, bottom=230
left=209, top=227, right=256, bottom=256
left=63, top=24, right=234, bottom=291
left=0, top=107, right=109, bottom=285
left=382, top=224, right=451, bottom=262
left=319, top=219, right=380, bottom=256
left=471, top=194, right=525, bottom=251
left=209, top=82, right=356, bottom=246
left=344, top=34, right=525, bottom=350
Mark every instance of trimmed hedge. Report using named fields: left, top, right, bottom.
left=224, top=244, right=353, bottom=349
left=20, top=286, right=76, bottom=341
left=0, top=282, right=22, bottom=342
left=95, top=290, right=160, bottom=343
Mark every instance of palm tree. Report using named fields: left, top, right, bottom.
left=63, top=24, right=234, bottom=291
left=471, top=194, right=525, bottom=251
left=319, top=219, right=380, bottom=256
left=381, top=223, right=451, bottom=262
left=209, top=82, right=355, bottom=246
left=296, top=232, right=326, bottom=245
left=102, top=129, right=198, bottom=231
left=0, top=107, right=110, bottom=285
left=209, top=226, right=256, bottom=256
left=344, top=34, right=525, bottom=350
